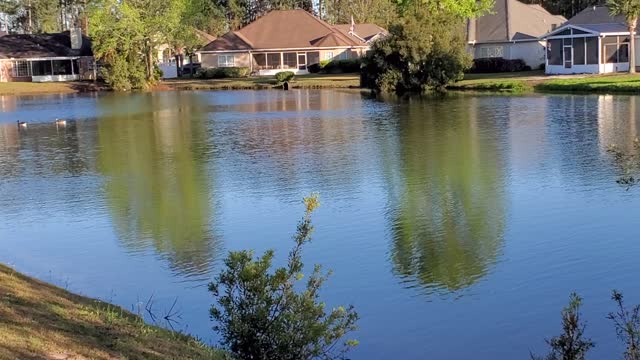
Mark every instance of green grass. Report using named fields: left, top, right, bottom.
left=0, top=81, right=106, bottom=95
left=461, top=70, right=544, bottom=81
left=161, top=73, right=360, bottom=91
left=534, top=74, right=640, bottom=93
left=0, top=263, right=229, bottom=360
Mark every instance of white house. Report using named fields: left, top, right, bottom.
left=467, top=0, right=566, bottom=69
left=543, top=6, right=638, bottom=74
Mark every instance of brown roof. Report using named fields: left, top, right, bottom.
left=567, top=6, right=630, bottom=26
left=468, top=0, right=566, bottom=43
left=201, top=10, right=383, bottom=51
left=0, top=31, right=92, bottom=59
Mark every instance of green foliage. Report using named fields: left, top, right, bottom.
left=532, top=293, right=595, bottom=360
left=361, top=6, right=472, bottom=93
left=321, top=59, right=362, bottom=74
left=275, top=71, right=296, bottom=84
left=470, top=58, right=530, bottom=73
left=209, top=194, right=359, bottom=360
left=89, top=0, right=188, bottom=90
left=607, top=0, right=640, bottom=25
left=195, top=67, right=251, bottom=79
left=608, top=290, right=640, bottom=360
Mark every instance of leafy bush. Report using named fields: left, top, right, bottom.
left=209, top=194, right=359, bottom=360
left=319, top=59, right=332, bottom=68
left=195, top=67, right=250, bottom=79
left=307, top=63, right=321, bottom=73
left=322, top=59, right=361, bottom=74
left=470, top=58, right=528, bottom=73
left=100, top=55, right=147, bottom=91
left=531, top=293, right=594, bottom=360
left=360, top=6, right=471, bottom=93
left=275, top=71, right=295, bottom=84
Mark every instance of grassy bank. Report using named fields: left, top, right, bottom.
left=160, top=73, right=360, bottom=91
left=0, top=81, right=106, bottom=96
left=450, top=72, right=640, bottom=94
left=0, top=264, right=227, bottom=360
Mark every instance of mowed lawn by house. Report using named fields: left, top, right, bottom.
left=0, top=264, right=228, bottom=360
left=451, top=71, right=640, bottom=93
left=160, top=73, right=361, bottom=91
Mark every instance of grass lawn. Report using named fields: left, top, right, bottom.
left=0, top=81, right=105, bottom=96
left=161, top=73, right=361, bottom=91
left=0, top=264, right=228, bottom=360
left=535, top=74, right=640, bottom=93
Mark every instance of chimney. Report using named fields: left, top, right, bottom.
left=70, top=27, right=82, bottom=50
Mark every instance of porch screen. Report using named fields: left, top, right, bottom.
left=253, top=54, right=266, bottom=68
left=586, top=37, right=598, bottom=64
left=53, top=60, right=72, bottom=75
left=549, top=39, right=562, bottom=65
left=31, top=60, right=53, bottom=76
left=574, top=37, right=585, bottom=65
left=267, top=53, right=280, bottom=69
left=282, top=53, right=297, bottom=69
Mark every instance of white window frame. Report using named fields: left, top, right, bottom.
left=324, top=52, right=334, bottom=60
left=218, top=54, right=235, bottom=67
left=12, top=60, right=31, bottom=77
left=479, top=46, right=504, bottom=58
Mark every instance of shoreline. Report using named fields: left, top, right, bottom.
left=3, top=72, right=640, bottom=96
left=0, top=263, right=227, bottom=360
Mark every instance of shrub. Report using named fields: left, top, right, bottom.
left=531, top=293, right=594, bottom=360
left=608, top=290, right=640, bottom=360
left=319, top=59, right=332, bottom=68
left=275, top=71, right=295, bottom=84
left=307, top=63, right=321, bottom=73
left=360, top=6, right=471, bottom=94
left=469, top=58, right=528, bottom=73
left=322, top=59, right=361, bottom=74
left=209, top=194, right=359, bottom=360
left=195, top=67, right=250, bottom=79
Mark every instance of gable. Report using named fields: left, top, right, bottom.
left=469, top=0, right=565, bottom=43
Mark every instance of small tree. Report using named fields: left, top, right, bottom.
left=608, top=290, right=640, bottom=360
left=532, top=293, right=595, bottom=360
left=607, top=0, right=640, bottom=74
left=209, top=194, right=359, bottom=360
left=360, top=5, right=472, bottom=94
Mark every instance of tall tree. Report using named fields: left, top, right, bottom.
left=608, top=0, right=640, bottom=74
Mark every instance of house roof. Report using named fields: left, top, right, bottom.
left=200, top=10, right=385, bottom=52
left=567, top=5, right=628, bottom=26
left=333, top=23, right=387, bottom=42
left=0, top=31, right=92, bottom=59
left=467, top=0, right=566, bottom=43
left=543, top=6, right=633, bottom=37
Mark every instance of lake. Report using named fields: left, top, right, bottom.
left=1, top=90, right=640, bottom=359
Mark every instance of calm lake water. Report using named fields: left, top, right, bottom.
left=1, top=90, right=640, bottom=359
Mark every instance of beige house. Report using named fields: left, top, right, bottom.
left=197, top=10, right=387, bottom=75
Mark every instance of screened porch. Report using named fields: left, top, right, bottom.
left=11, top=58, right=81, bottom=82
left=252, top=51, right=320, bottom=75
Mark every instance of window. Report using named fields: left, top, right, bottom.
left=31, top=60, right=52, bottom=76
left=53, top=60, right=72, bottom=75
left=218, top=54, right=235, bottom=67
left=478, top=46, right=504, bottom=58
left=549, top=39, right=562, bottom=65
left=619, top=43, right=629, bottom=63
left=324, top=52, right=334, bottom=60
left=573, top=37, right=585, bottom=65
left=601, top=36, right=630, bottom=63
left=282, top=53, right=297, bottom=69
left=12, top=60, right=30, bottom=77
left=555, top=29, right=571, bottom=36
left=338, top=51, right=349, bottom=60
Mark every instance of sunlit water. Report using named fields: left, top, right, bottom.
left=1, top=90, right=639, bottom=359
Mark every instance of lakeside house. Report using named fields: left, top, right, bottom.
left=467, top=0, right=566, bottom=69
left=197, top=9, right=387, bottom=76
left=0, top=29, right=95, bottom=82
left=543, top=6, right=637, bottom=74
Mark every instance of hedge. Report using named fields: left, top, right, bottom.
left=275, top=71, right=295, bottom=84
left=469, top=58, right=531, bottom=73
left=308, top=59, right=362, bottom=74
left=195, top=67, right=251, bottom=79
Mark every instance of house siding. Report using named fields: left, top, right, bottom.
left=470, top=41, right=546, bottom=68
left=201, top=52, right=252, bottom=68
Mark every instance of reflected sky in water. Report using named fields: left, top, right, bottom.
left=1, top=91, right=640, bottom=359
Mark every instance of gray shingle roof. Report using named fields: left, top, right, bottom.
left=0, top=31, right=92, bottom=59
left=468, top=0, right=566, bottom=43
